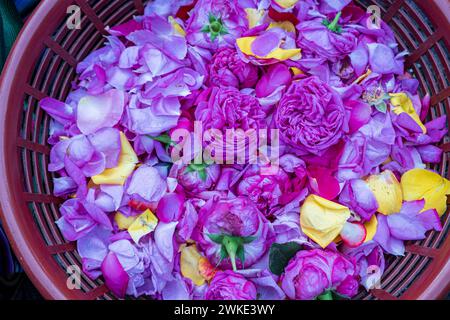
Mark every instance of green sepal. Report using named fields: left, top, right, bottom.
left=316, top=291, right=333, bottom=300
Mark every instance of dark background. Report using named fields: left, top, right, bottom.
left=0, top=0, right=43, bottom=300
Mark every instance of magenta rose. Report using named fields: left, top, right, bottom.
left=280, top=249, right=359, bottom=300
left=195, top=87, right=266, bottom=131
left=205, top=271, right=257, bottom=300
left=178, top=164, right=221, bottom=193
left=237, top=165, right=290, bottom=216
left=275, top=76, right=346, bottom=155
left=193, top=197, right=273, bottom=271
left=209, top=47, right=258, bottom=89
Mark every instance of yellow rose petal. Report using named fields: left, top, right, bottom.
left=236, top=37, right=301, bottom=61
left=268, top=21, right=296, bottom=33
left=92, top=132, right=138, bottom=185
left=364, top=215, right=378, bottom=243
left=401, top=168, right=450, bottom=216
left=274, top=0, right=300, bottom=9
left=366, top=170, right=403, bottom=215
left=128, top=209, right=158, bottom=244
left=390, top=92, right=427, bottom=134
left=290, top=67, right=304, bottom=76
left=114, top=212, right=137, bottom=230
left=300, top=195, right=351, bottom=248
left=180, top=244, right=205, bottom=286
left=169, top=16, right=186, bottom=37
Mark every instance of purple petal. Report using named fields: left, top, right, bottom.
left=127, top=165, right=167, bottom=202
left=156, top=193, right=185, bottom=222
left=251, top=31, right=281, bottom=57
left=53, top=176, right=77, bottom=197
left=101, top=252, right=129, bottom=298
left=417, top=145, right=443, bottom=163
left=76, top=89, right=124, bottom=135
left=374, top=214, right=405, bottom=256
left=40, top=97, right=75, bottom=125
left=88, top=128, right=121, bottom=168
left=155, top=222, right=178, bottom=263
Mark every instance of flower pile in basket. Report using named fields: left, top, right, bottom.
left=40, top=0, right=448, bottom=300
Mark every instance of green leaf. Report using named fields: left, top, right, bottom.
left=219, top=245, right=228, bottom=260
left=268, top=242, right=302, bottom=276
left=147, top=133, right=174, bottom=146
left=331, top=291, right=351, bottom=300
left=207, top=233, right=224, bottom=244
left=201, top=25, right=210, bottom=33
left=236, top=245, right=245, bottom=266
left=242, top=236, right=257, bottom=244
left=198, top=169, right=207, bottom=181
left=316, top=291, right=333, bottom=300
left=208, top=13, right=216, bottom=24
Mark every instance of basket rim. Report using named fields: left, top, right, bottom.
left=0, top=0, right=449, bottom=300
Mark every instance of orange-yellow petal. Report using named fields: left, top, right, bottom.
left=128, top=209, right=158, bottom=244
left=236, top=36, right=301, bottom=61
left=180, top=244, right=205, bottom=286
left=92, top=132, right=138, bottom=185
left=364, top=215, right=378, bottom=242
left=300, top=195, right=351, bottom=248
left=366, top=170, right=403, bottom=215
left=268, top=21, right=296, bottom=33
left=401, top=168, right=450, bottom=216
left=290, top=67, right=304, bottom=76
left=169, top=16, right=186, bottom=37
left=114, top=212, right=137, bottom=230
left=274, top=0, right=300, bottom=9
left=390, top=93, right=427, bottom=134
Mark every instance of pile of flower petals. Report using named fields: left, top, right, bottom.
left=39, top=0, right=448, bottom=300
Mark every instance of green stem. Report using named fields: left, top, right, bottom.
left=223, top=236, right=240, bottom=272
left=327, top=11, right=342, bottom=31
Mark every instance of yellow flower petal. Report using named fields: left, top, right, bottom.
left=180, top=244, right=205, bottom=286
left=390, top=93, right=427, bottom=134
left=268, top=21, right=296, bottom=33
left=366, top=170, right=403, bottom=215
left=300, top=195, right=351, bottom=248
left=290, top=67, right=304, bottom=76
left=401, top=168, right=450, bottom=216
left=236, top=37, right=301, bottom=61
left=364, top=215, right=378, bottom=243
left=128, top=209, right=158, bottom=244
left=169, top=16, right=186, bottom=37
left=114, top=212, right=137, bottom=230
left=245, top=8, right=265, bottom=29
left=92, top=132, right=138, bottom=185
left=274, top=0, right=300, bottom=9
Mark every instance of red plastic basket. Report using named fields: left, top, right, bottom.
left=0, top=0, right=449, bottom=300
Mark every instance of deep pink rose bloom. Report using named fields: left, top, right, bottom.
left=195, top=87, right=266, bottom=131
left=280, top=249, right=359, bottom=300
left=205, top=271, right=257, bottom=300
left=193, top=197, right=273, bottom=270
left=178, top=164, right=221, bottom=193
left=297, top=18, right=357, bottom=61
left=209, top=47, right=258, bottom=89
left=237, top=165, right=290, bottom=216
left=275, top=76, right=347, bottom=155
